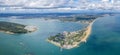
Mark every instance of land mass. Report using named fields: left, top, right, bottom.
left=0, top=21, right=37, bottom=34
left=47, top=16, right=97, bottom=49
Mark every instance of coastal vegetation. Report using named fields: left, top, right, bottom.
left=0, top=21, right=37, bottom=34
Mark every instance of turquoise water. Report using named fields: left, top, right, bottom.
left=0, top=15, right=120, bottom=55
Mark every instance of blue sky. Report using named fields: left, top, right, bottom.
left=0, top=0, right=120, bottom=13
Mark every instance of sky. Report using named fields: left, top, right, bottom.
left=0, top=0, right=120, bottom=13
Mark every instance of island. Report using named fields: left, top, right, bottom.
left=47, top=16, right=97, bottom=49
left=0, top=21, right=37, bottom=34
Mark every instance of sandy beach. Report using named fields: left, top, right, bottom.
left=0, top=30, right=14, bottom=34
left=80, top=20, right=95, bottom=42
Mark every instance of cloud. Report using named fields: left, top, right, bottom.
left=0, top=0, right=76, bottom=12
left=0, top=0, right=120, bottom=13
left=0, top=0, right=69, bottom=8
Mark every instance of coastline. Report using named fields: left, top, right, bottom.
left=0, top=30, right=14, bottom=34
left=47, top=39, right=61, bottom=47
left=47, top=19, right=97, bottom=49
left=63, top=19, right=96, bottom=49
left=0, top=26, right=37, bottom=35
left=80, top=20, right=95, bottom=42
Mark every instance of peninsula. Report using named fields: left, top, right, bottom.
left=0, top=21, right=37, bottom=34
left=47, top=17, right=97, bottom=49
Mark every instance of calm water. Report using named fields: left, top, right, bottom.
left=0, top=15, right=120, bottom=55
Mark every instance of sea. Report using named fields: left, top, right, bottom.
left=0, top=14, right=120, bottom=55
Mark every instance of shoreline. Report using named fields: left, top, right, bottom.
left=47, top=19, right=97, bottom=49
left=0, top=30, right=14, bottom=34
left=0, top=26, right=37, bottom=34
left=63, top=20, right=96, bottom=49
left=80, top=19, right=95, bottom=42
left=0, top=21, right=37, bottom=34
left=47, top=39, right=61, bottom=47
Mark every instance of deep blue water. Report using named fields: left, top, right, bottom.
left=0, top=15, right=120, bottom=55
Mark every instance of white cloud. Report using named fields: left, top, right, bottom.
left=0, top=0, right=120, bottom=13
left=0, top=0, right=68, bottom=8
